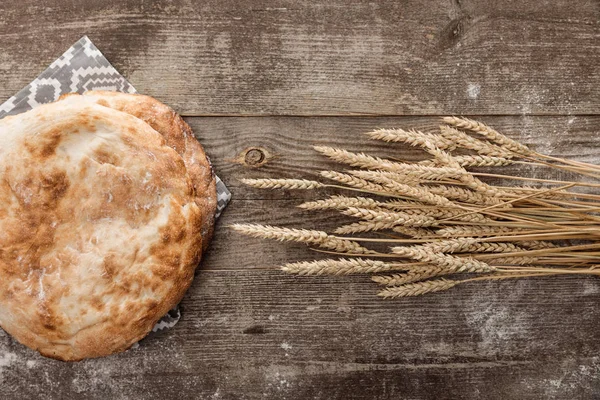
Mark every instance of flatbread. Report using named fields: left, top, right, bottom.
left=0, top=96, right=209, bottom=360
left=61, top=91, right=217, bottom=251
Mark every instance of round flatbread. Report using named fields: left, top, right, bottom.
left=0, top=95, right=210, bottom=360
left=61, top=91, right=217, bottom=251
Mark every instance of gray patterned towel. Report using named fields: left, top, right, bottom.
left=0, top=36, right=231, bottom=339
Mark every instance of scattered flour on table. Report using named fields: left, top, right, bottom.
left=466, top=83, right=480, bottom=100
left=0, top=352, right=17, bottom=375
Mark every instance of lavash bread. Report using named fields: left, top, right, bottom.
left=0, top=94, right=216, bottom=360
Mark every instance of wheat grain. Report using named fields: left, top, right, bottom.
left=242, top=178, right=324, bottom=190
left=392, top=246, right=496, bottom=272
left=366, top=128, right=454, bottom=150
left=372, top=268, right=450, bottom=286
left=230, top=223, right=373, bottom=254
left=282, top=258, right=402, bottom=275
left=378, top=279, right=459, bottom=298
left=443, top=117, right=532, bottom=155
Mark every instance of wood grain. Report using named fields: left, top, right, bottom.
left=2, top=271, right=600, bottom=399
left=0, top=0, right=598, bottom=116
left=2, top=1, right=600, bottom=399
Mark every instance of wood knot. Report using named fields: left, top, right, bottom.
left=232, top=147, right=272, bottom=168
left=245, top=148, right=265, bottom=165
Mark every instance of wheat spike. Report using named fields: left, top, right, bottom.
left=402, top=208, right=492, bottom=223
left=298, top=195, right=381, bottom=210
left=242, top=178, right=324, bottom=190
left=421, top=239, right=525, bottom=254
left=314, top=146, right=465, bottom=181
left=320, top=171, right=389, bottom=193
left=488, top=256, right=538, bottom=265
left=436, top=226, right=519, bottom=237
left=378, top=279, right=459, bottom=298
left=366, top=128, right=454, bottom=150
left=372, top=268, right=450, bottom=286
left=439, top=125, right=513, bottom=157
left=346, top=173, right=456, bottom=207
left=392, top=226, right=435, bottom=238
left=335, top=220, right=399, bottom=234
left=452, top=155, right=513, bottom=167
left=427, top=185, right=505, bottom=206
left=443, top=117, right=532, bottom=155
left=231, top=224, right=373, bottom=254
left=392, top=246, right=496, bottom=272
left=341, top=207, right=439, bottom=227
left=520, top=240, right=557, bottom=250
left=350, top=166, right=462, bottom=183
left=281, top=258, right=403, bottom=275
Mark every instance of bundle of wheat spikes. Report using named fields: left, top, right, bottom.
left=232, top=117, right=600, bottom=299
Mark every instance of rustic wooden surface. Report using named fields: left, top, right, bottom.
left=1, top=1, right=600, bottom=399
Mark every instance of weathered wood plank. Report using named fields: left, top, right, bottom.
left=0, top=0, right=598, bottom=116
left=2, top=271, right=600, bottom=399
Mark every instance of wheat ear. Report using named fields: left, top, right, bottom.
left=335, top=220, right=399, bottom=234
left=320, top=171, right=388, bottom=193
left=365, top=128, right=454, bottom=150
left=230, top=224, right=373, bottom=254
left=443, top=117, right=532, bottom=155
left=242, top=178, right=324, bottom=190
left=392, top=226, right=435, bottom=238
left=452, top=155, right=513, bottom=167
left=298, top=195, right=381, bottom=210
left=421, top=239, right=525, bottom=254
left=439, top=125, right=513, bottom=157
left=392, top=246, right=496, bottom=272
left=427, top=185, right=506, bottom=206
left=378, top=279, right=459, bottom=298
left=372, top=268, right=450, bottom=286
left=436, top=226, right=519, bottom=237
left=341, top=207, right=438, bottom=227
left=281, top=258, right=404, bottom=275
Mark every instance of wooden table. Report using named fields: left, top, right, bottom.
left=1, top=1, right=599, bottom=399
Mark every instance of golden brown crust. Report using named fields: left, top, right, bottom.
left=0, top=97, right=207, bottom=360
left=63, top=91, right=217, bottom=253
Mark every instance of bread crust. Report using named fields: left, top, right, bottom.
left=0, top=96, right=212, bottom=360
